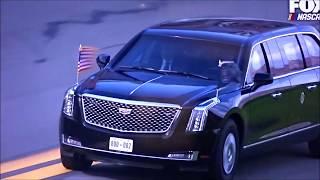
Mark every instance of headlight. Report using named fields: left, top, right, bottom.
left=63, top=87, right=76, bottom=116
left=186, top=97, right=220, bottom=132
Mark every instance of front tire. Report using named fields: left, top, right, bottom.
left=308, top=136, right=320, bottom=158
left=208, top=120, right=239, bottom=180
left=60, top=148, right=93, bottom=170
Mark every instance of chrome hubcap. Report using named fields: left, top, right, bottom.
left=223, top=133, right=236, bottom=174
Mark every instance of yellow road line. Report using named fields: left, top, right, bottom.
left=5, top=162, right=100, bottom=179
left=0, top=148, right=60, bottom=174
left=5, top=163, right=71, bottom=180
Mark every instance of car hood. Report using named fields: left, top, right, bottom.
left=77, top=70, right=240, bottom=107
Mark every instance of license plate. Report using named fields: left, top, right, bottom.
left=109, top=137, right=133, bottom=152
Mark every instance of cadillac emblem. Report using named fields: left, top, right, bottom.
left=118, top=107, right=132, bottom=115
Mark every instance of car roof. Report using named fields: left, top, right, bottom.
left=155, top=18, right=294, bottom=35
left=149, top=18, right=319, bottom=45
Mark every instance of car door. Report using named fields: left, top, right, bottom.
left=295, top=34, right=320, bottom=126
left=243, top=43, right=292, bottom=144
left=273, top=34, right=317, bottom=131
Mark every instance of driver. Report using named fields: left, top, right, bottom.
left=220, top=61, right=242, bottom=84
left=159, top=45, right=174, bottom=71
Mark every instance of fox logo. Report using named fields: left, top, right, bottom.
left=289, top=0, right=320, bottom=20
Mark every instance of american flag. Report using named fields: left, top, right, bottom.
left=77, top=45, right=98, bottom=72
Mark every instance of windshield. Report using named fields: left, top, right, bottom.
left=114, top=34, right=242, bottom=83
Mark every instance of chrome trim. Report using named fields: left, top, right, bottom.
left=129, top=75, right=163, bottom=95
left=186, top=97, right=220, bottom=132
left=165, top=17, right=297, bottom=26
left=260, top=122, right=312, bottom=139
left=271, top=92, right=282, bottom=98
left=244, top=32, right=320, bottom=85
left=243, top=124, right=320, bottom=149
left=243, top=66, right=320, bottom=89
left=273, top=66, right=320, bottom=79
left=62, top=141, right=198, bottom=161
left=63, top=87, right=76, bottom=117
left=169, top=109, right=181, bottom=130
left=81, top=93, right=181, bottom=109
left=81, top=93, right=181, bottom=134
left=307, top=84, right=317, bottom=90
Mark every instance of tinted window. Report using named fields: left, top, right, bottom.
left=114, top=34, right=242, bottom=82
left=303, top=35, right=320, bottom=67
left=276, top=35, right=304, bottom=71
left=246, top=45, right=267, bottom=84
left=265, top=40, right=290, bottom=76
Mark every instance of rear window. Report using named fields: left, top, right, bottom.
left=302, top=34, right=320, bottom=67
left=276, top=35, right=304, bottom=71
left=264, top=40, right=290, bottom=76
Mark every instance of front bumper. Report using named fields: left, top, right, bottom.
left=59, top=110, right=217, bottom=169
left=61, top=142, right=209, bottom=171
left=61, top=134, right=199, bottom=161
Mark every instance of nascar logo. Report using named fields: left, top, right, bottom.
left=289, top=0, right=320, bottom=21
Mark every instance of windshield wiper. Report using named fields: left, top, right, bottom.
left=116, top=66, right=165, bottom=74
left=117, top=67, right=211, bottom=80
left=158, top=70, right=211, bottom=80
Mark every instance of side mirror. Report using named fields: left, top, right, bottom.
left=96, top=54, right=111, bottom=69
left=253, top=73, right=273, bottom=89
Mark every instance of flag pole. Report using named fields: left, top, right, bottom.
left=76, top=44, right=82, bottom=85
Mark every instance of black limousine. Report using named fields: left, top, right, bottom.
left=60, top=18, right=320, bottom=180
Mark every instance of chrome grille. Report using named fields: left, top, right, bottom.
left=82, top=94, right=181, bottom=133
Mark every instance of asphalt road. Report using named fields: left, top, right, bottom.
left=1, top=0, right=319, bottom=179
left=47, top=143, right=319, bottom=180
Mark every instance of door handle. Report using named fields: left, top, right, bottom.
left=271, top=92, right=282, bottom=98
left=307, top=85, right=317, bottom=91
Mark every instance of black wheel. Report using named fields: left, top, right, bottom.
left=60, top=148, right=93, bottom=170
left=308, top=136, right=320, bottom=158
left=208, top=120, right=239, bottom=180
